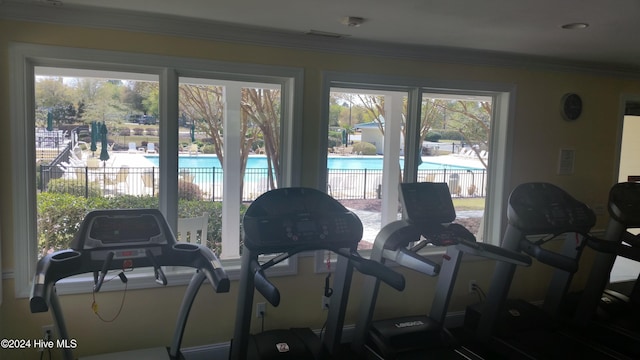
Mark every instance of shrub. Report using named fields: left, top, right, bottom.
left=178, top=180, right=203, bottom=201
left=251, top=139, right=264, bottom=152
left=111, top=143, right=127, bottom=151
left=87, top=195, right=159, bottom=210
left=119, top=128, right=131, bottom=136
left=201, top=144, right=216, bottom=154
left=425, top=131, right=442, bottom=142
left=133, top=128, right=144, bottom=136
left=146, top=129, right=157, bottom=136
left=328, top=136, right=341, bottom=148
left=439, top=130, right=464, bottom=141
left=352, top=141, right=377, bottom=155
left=47, top=178, right=102, bottom=198
left=37, top=192, right=89, bottom=256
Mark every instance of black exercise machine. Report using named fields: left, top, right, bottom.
left=350, top=182, right=531, bottom=359
left=30, top=208, right=230, bottom=360
left=228, top=187, right=405, bottom=360
left=466, top=182, right=632, bottom=359
left=571, top=181, right=640, bottom=357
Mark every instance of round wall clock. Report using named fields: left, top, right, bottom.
left=561, top=93, right=583, bottom=121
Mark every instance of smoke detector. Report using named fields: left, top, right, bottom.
left=341, top=16, right=365, bottom=27
left=37, top=0, right=64, bottom=6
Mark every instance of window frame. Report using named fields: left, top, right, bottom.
left=315, top=71, right=516, bottom=271
left=10, top=43, right=303, bottom=298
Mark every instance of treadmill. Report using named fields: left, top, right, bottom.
left=229, top=187, right=405, bottom=360
left=350, top=182, right=531, bottom=359
left=466, top=182, right=631, bottom=359
left=30, top=208, right=230, bottom=360
left=571, top=181, right=640, bottom=357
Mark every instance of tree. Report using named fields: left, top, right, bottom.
left=432, top=100, right=491, bottom=168
left=79, top=80, right=129, bottom=123
left=241, top=88, right=281, bottom=189
left=76, top=100, right=86, bottom=121
left=35, top=77, right=71, bottom=108
left=179, top=84, right=282, bottom=196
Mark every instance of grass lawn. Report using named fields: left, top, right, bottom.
left=452, top=197, right=485, bottom=211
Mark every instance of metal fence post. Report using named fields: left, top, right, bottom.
left=212, top=167, right=216, bottom=201
left=363, top=168, right=367, bottom=199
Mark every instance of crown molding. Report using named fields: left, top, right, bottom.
left=2, top=1, right=640, bottom=77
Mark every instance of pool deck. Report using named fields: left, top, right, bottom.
left=419, top=154, right=485, bottom=169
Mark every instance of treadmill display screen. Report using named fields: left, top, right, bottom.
left=88, top=214, right=162, bottom=245
left=296, top=220, right=317, bottom=233
left=400, top=182, right=457, bottom=224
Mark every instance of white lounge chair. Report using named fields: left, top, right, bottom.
left=146, top=143, right=157, bottom=153
left=128, top=142, right=138, bottom=153
left=188, top=143, right=199, bottom=155
left=141, top=172, right=159, bottom=196
left=103, top=166, right=130, bottom=194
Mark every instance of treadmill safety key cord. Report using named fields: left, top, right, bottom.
left=91, top=264, right=131, bottom=323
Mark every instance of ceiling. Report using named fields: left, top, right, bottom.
left=4, top=0, right=640, bottom=73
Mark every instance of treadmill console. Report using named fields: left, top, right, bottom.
left=242, top=187, right=363, bottom=253
left=83, top=213, right=165, bottom=247
left=31, top=208, right=229, bottom=314
left=399, top=182, right=475, bottom=245
left=609, top=182, right=640, bottom=227
left=508, top=182, right=595, bottom=235
left=400, top=182, right=457, bottom=224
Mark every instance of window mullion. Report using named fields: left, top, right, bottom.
left=380, top=91, right=403, bottom=226
left=221, top=83, right=242, bottom=259
left=159, top=68, right=180, bottom=230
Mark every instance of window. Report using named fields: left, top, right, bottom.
left=326, top=88, right=407, bottom=247
left=317, top=72, right=515, bottom=269
left=34, top=68, right=161, bottom=257
left=11, top=44, right=302, bottom=297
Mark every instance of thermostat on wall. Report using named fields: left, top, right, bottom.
left=558, top=148, right=575, bottom=175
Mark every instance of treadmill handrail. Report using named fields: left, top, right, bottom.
left=456, top=240, right=532, bottom=267
left=622, top=231, right=640, bottom=247
left=382, top=247, right=441, bottom=276
left=334, top=248, right=405, bottom=291
left=519, top=238, right=578, bottom=273
left=586, top=234, right=640, bottom=262
left=251, top=259, right=281, bottom=307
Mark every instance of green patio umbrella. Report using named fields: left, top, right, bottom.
left=46, top=111, right=53, bottom=131
left=190, top=123, right=196, bottom=142
left=99, top=122, right=110, bottom=162
left=90, top=121, right=97, bottom=153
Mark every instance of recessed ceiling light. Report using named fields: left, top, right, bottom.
left=341, top=16, right=365, bottom=27
left=561, top=22, right=589, bottom=30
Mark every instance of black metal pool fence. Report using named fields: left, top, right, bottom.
left=40, top=166, right=487, bottom=201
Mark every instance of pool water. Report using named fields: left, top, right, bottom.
left=145, top=155, right=481, bottom=171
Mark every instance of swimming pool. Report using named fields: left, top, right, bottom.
left=144, top=155, right=482, bottom=171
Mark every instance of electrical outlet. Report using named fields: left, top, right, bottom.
left=42, top=325, right=54, bottom=340
left=39, top=325, right=54, bottom=351
left=468, top=280, right=477, bottom=294
left=256, top=302, right=266, bottom=318
left=322, top=296, right=330, bottom=310
left=593, top=203, right=606, bottom=215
